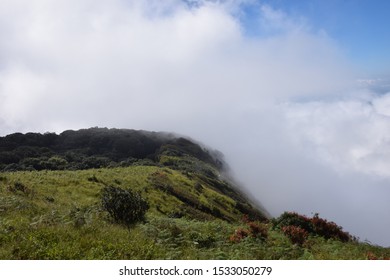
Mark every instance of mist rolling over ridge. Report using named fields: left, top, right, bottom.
left=1, top=0, right=390, bottom=247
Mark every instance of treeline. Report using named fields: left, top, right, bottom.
left=0, top=127, right=221, bottom=172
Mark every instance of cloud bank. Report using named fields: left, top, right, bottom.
left=0, top=0, right=389, bottom=245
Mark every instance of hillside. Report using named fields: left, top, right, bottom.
left=0, top=128, right=389, bottom=259
left=0, top=127, right=223, bottom=172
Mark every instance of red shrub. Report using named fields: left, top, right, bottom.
left=247, top=221, right=268, bottom=240
left=229, top=228, right=250, bottom=243
left=274, top=212, right=353, bottom=243
left=311, top=214, right=351, bottom=242
left=282, top=225, right=308, bottom=246
left=367, top=252, right=390, bottom=260
left=367, top=252, right=378, bottom=260
left=242, top=214, right=250, bottom=223
left=230, top=218, right=269, bottom=243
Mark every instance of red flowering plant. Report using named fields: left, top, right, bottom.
left=282, top=225, right=309, bottom=246
left=311, top=213, right=352, bottom=242
left=247, top=221, right=268, bottom=240
left=367, top=252, right=390, bottom=260
left=229, top=215, right=269, bottom=243
left=229, top=228, right=250, bottom=243
left=273, top=211, right=354, bottom=243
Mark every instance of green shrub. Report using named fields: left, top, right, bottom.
left=8, top=181, right=32, bottom=195
left=272, top=212, right=313, bottom=233
left=101, top=185, right=149, bottom=226
left=0, top=175, right=8, bottom=182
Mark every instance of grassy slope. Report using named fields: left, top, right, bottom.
left=1, top=166, right=390, bottom=260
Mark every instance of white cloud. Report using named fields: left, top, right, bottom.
left=0, top=0, right=354, bottom=132
left=373, top=92, right=390, bottom=117
left=282, top=95, right=390, bottom=177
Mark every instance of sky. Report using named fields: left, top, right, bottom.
left=253, top=0, right=390, bottom=74
left=0, top=0, right=390, bottom=246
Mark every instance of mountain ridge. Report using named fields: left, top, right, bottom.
left=0, top=127, right=223, bottom=171
left=1, top=127, right=389, bottom=259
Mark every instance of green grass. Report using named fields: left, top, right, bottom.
left=1, top=167, right=389, bottom=260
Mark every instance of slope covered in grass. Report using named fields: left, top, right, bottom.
left=0, top=162, right=269, bottom=259
left=1, top=165, right=389, bottom=259
left=0, top=128, right=389, bottom=259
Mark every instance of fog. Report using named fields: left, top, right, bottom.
left=0, top=0, right=389, bottom=246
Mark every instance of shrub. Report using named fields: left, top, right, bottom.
left=367, top=252, right=390, bottom=260
left=46, top=156, right=68, bottom=170
left=87, top=175, right=100, bottom=183
left=229, top=228, right=250, bottom=243
left=311, top=213, right=351, bottom=242
left=274, top=212, right=353, bottom=243
left=272, top=212, right=313, bottom=233
left=8, top=181, right=32, bottom=195
left=282, top=225, right=308, bottom=246
left=101, top=185, right=149, bottom=226
left=247, top=221, right=268, bottom=240
left=230, top=217, right=268, bottom=243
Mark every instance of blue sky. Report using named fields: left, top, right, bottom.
left=240, top=0, right=390, bottom=75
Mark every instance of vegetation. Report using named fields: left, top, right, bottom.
left=272, top=212, right=353, bottom=242
left=0, top=128, right=221, bottom=172
left=101, top=185, right=149, bottom=226
left=0, top=128, right=389, bottom=259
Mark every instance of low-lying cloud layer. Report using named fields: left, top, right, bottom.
left=0, top=0, right=389, bottom=245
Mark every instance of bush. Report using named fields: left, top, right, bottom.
left=101, top=185, right=149, bottom=226
left=247, top=221, right=268, bottom=240
left=230, top=216, right=268, bottom=243
left=229, top=228, right=250, bottom=243
left=273, top=212, right=352, bottom=243
left=367, top=252, right=390, bottom=260
left=311, top=214, right=351, bottom=242
left=8, top=181, right=32, bottom=195
left=282, top=225, right=308, bottom=246
left=45, top=156, right=68, bottom=170
left=272, top=212, right=313, bottom=233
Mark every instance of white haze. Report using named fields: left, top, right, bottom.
left=0, top=0, right=389, bottom=246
